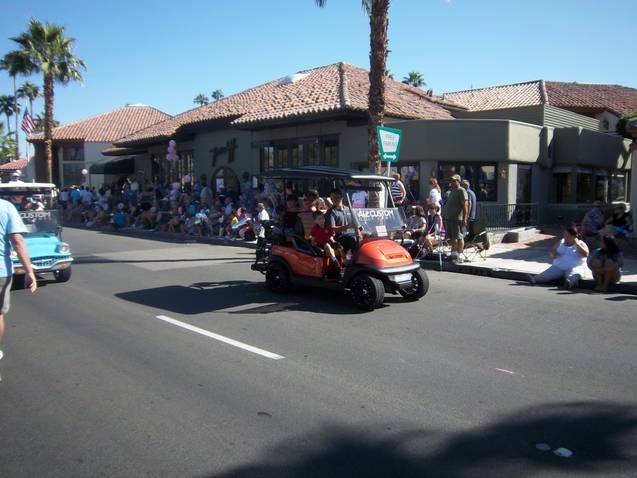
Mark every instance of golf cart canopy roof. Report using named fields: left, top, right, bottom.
left=260, top=166, right=395, bottom=182
left=0, top=182, right=57, bottom=194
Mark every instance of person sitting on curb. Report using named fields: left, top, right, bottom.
left=589, top=235, right=623, bottom=292
left=529, top=226, right=590, bottom=289
left=602, top=203, right=633, bottom=238
left=580, top=200, right=605, bottom=238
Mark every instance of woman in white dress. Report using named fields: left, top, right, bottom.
left=427, top=177, right=442, bottom=209
left=530, top=227, right=590, bottom=288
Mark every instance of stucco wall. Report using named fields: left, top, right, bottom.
left=553, top=128, right=631, bottom=169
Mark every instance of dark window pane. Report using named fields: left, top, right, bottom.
left=576, top=173, right=593, bottom=203
left=554, top=173, right=571, bottom=203
left=63, top=146, right=84, bottom=162
left=438, top=162, right=497, bottom=202
left=609, top=172, right=628, bottom=202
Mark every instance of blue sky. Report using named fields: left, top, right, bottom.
left=1, top=0, right=636, bottom=153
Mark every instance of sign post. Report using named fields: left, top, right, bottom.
left=377, top=126, right=402, bottom=176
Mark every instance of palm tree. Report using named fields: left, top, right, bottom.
left=33, top=112, right=59, bottom=133
left=211, top=89, right=224, bottom=102
left=385, top=69, right=394, bottom=80
left=10, top=18, right=86, bottom=183
left=402, top=70, right=426, bottom=88
left=0, top=123, right=17, bottom=164
left=193, top=93, right=209, bottom=106
left=316, top=0, right=389, bottom=173
left=0, top=95, right=18, bottom=134
left=0, top=51, right=29, bottom=161
left=17, top=81, right=41, bottom=117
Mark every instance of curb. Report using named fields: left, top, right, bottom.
left=419, top=259, right=637, bottom=296
left=63, top=224, right=259, bottom=250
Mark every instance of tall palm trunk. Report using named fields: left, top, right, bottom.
left=367, top=0, right=389, bottom=174
left=13, top=75, right=19, bottom=162
left=43, top=72, right=54, bottom=183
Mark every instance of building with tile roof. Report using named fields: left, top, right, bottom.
left=445, top=80, right=637, bottom=132
left=115, top=62, right=458, bottom=148
left=94, top=67, right=632, bottom=227
left=28, top=104, right=171, bottom=187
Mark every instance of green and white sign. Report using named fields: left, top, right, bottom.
left=377, top=126, right=402, bottom=163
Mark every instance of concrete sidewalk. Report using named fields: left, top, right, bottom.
left=421, top=240, right=637, bottom=295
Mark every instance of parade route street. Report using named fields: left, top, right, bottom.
left=1, top=227, right=635, bottom=478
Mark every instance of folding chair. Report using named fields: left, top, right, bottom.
left=462, top=218, right=490, bottom=262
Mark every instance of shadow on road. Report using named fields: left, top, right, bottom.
left=605, top=295, right=637, bottom=302
left=210, top=401, right=637, bottom=478
left=115, top=280, right=366, bottom=315
left=75, top=256, right=252, bottom=265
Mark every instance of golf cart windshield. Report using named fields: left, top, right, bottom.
left=0, top=185, right=59, bottom=233
left=344, top=179, right=405, bottom=236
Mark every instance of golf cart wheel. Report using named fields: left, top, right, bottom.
left=266, top=262, right=291, bottom=293
left=54, top=267, right=72, bottom=283
left=399, top=268, right=429, bottom=301
left=350, top=274, right=384, bottom=311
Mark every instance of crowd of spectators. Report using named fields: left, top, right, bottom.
left=61, top=174, right=282, bottom=242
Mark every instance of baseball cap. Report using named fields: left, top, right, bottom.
left=450, top=174, right=462, bottom=182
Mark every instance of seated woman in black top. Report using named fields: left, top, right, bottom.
left=603, top=203, right=632, bottom=237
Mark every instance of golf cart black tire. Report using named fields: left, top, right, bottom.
left=398, top=268, right=429, bottom=301
left=266, top=262, right=291, bottom=293
left=350, top=274, right=385, bottom=311
left=54, top=267, right=72, bottom=283
left=12, top=274, right=25, bottom=290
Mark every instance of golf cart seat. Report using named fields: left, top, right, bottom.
left=297, top=212, right=315, bottom=239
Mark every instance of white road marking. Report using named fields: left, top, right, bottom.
left=215, top=302, right=279, bottom=313
left=154, top=315, right=285, bottom=360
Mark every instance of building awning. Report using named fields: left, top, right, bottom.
left=101, top=146, right=145, bottom=156
left=89, top=156, right=135, bottom=175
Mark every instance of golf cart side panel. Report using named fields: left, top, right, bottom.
left=271, top=245, right=325, bottom=279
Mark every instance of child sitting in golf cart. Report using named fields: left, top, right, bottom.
left=310, top=211, right=343, bottom=268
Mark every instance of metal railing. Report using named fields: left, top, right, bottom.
left=476, top=203, right=538, bottom=230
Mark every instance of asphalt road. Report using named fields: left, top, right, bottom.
left=0, top=228, right=635, bottom=478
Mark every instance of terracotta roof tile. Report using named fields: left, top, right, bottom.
left=30, top=105, right=171, bottom=143
left=0, top=158, right=29, bottom=170
left=544, top=81, right=637, bottom=115
left=116, top=62, right=456, bottom=147
left=444, top=81, right=544, bottom=111
left=445, top=80, right=637, bottom=116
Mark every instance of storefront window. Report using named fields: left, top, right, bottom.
left=155, top=150, right=194, bottom=184
left=323, top=139, right=338, bottom=167
left=438, top=163, right=497, bottom=202
left=258, top=136, right=338, bottom=171
left=260, top=146, right=274, bottom=171
left=609, top=172, right=629, bottom=202
left=517, top=166, right=532, bottom=203
left=576, top=172, right=593, bottom=203
left=594, top=173, right=608, bottom=202
left=62, top=146, right=84, bottom=162
left=62, top=163, right=84, bottom=186
left=554, top=173, right=571, bottom=203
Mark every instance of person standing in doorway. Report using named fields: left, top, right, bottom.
left=442, top=174, right=469, bottom=261
left=0, top=198, right=37, bottom=378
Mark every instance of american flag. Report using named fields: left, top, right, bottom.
left=21, top=108, right=36, bottom=136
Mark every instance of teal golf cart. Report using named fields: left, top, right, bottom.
left=0, top=183, right=73, bottom=287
